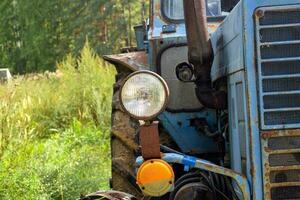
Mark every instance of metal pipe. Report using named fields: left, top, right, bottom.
left=183, top=0, right=227, bottom=109
left=136, top=153, right=251, bottom=200
left=183, top=0, right=212, bottom=65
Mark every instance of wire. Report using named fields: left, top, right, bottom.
left=214, top=187, right=231, bottom=200
left=160, top=145, right=184, bottom=155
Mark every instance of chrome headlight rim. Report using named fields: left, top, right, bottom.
left=119, top=70, right=169, bottom=121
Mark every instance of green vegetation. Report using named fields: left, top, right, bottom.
left=0, top=43, right=116, bottom=199
left=0, top=0, right=148, bottom=74
left=0, top=0, right=145, bottom=198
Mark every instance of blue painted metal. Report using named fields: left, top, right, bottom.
left=143, top=1, right=300, bottom=199
left=228, top=70, right=253, bottom=198
left=147, top=0, right=220, bottom=157
left=210, top=1, right=300, bottom=199
left=242, top=1, right=300, bottom=199
left=210, top=2, right=244, bottom=82
left=136, top=153, right=251, bottom=200
left=249, top=3, right=300, bottom=200
left=147, top=0, right=224, bottom=157
left=147, top=0, right=262, bottom=198
left=158, top=111, right=219, bottom=154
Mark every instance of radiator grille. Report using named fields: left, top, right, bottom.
left=256, top=5, right=300, bottom=200
left=256, top=7, right=300, bottom=129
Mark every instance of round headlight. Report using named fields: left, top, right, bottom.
left=120, top=71, right=169, bottom=120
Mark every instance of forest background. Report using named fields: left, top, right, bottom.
left=0, top=1, right=148, bottom=199
left=0, top=0, right=147, bottom=73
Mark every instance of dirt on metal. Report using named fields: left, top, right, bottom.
left=111, top=74, right=142, bottom=198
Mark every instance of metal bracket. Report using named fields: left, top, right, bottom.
left=139, top=121, right=161, bottom=160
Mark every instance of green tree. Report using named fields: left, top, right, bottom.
left=0, top=0, right=148, bottom=74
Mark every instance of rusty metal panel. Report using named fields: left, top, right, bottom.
left=103, top=51, right=149, bottom=72
left=262, top=129, right=300, bottom=200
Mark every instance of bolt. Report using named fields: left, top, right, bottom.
left=256, top=9, right=264, bottom=18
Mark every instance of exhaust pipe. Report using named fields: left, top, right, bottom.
left=183, top=0, right=227, bottom=109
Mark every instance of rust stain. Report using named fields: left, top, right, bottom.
left=262, top=129, right=300, bottom=139
left=262, top=129, right=300, bottom=199
left=270, top=181, right=300, bottom=188
left=255, top=9, right=265, bottom=18
left=154, top=2, right=161, bottom=13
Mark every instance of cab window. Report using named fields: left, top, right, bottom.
left=162, top=0, right=222, bottom=21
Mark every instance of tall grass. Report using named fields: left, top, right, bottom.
left=0, top=42, right=116, bottom=199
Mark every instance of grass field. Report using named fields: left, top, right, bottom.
left=0, top=43, right=116, bottom=200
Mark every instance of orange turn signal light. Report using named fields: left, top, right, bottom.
left=136, top=159, right=174, bottom=197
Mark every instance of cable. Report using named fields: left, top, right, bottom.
left=160, top=145, right=184, bottom=155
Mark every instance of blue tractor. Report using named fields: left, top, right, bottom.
left=96, top=0, right=300, bottom=199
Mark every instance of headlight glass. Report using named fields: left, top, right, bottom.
left=120, top=71, right=169, bottom=120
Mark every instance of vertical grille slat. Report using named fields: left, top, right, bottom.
left=256, top=6, right=300, bottom=200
